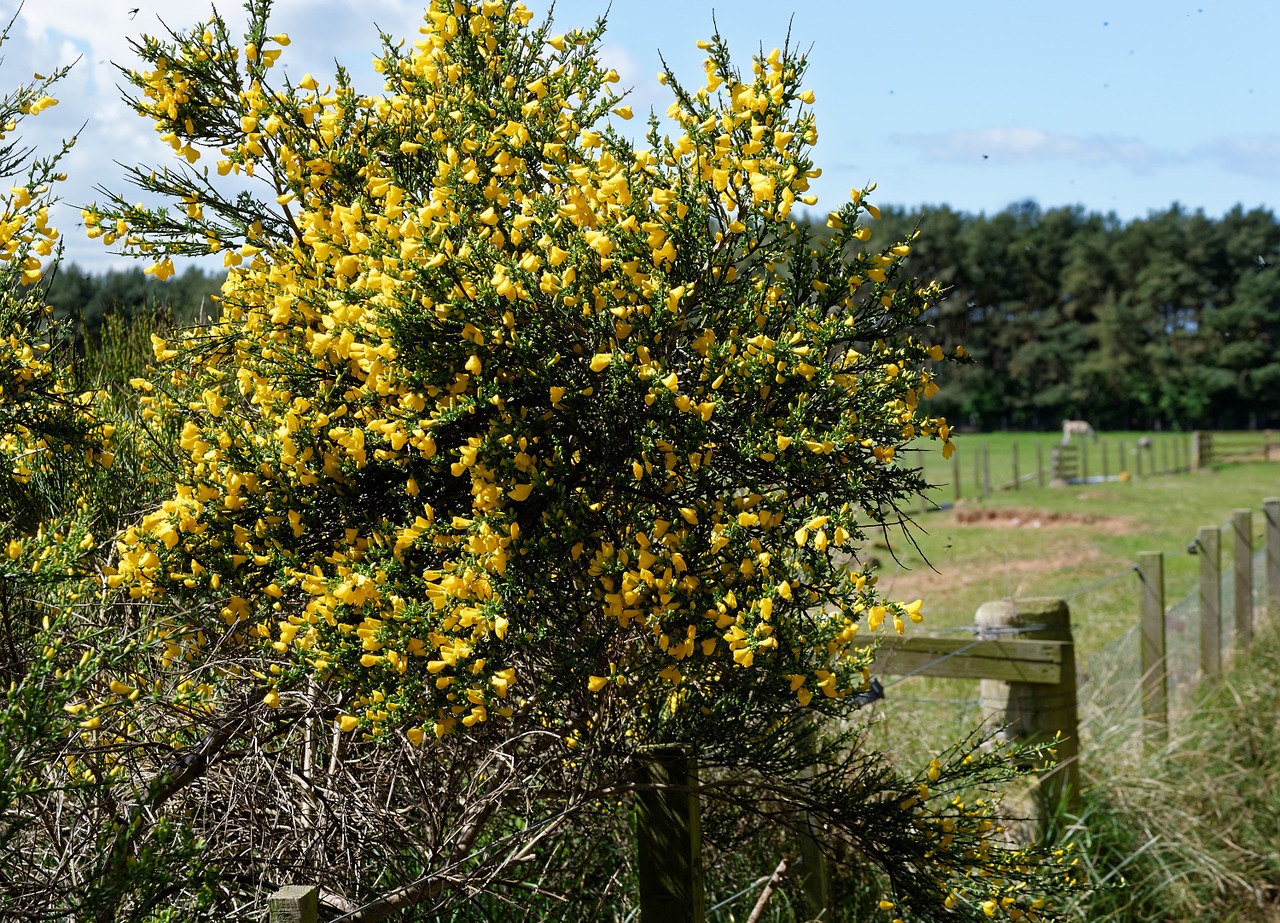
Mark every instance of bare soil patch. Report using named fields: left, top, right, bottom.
left=881, top=547, right=1106, bottom=603
left=950, top=505, right=1135, bottom=535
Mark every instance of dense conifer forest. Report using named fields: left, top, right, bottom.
left=816, top=202, right=1280, bottom=431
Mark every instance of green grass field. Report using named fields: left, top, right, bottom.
left=881, top=431, right=1277, bottom=653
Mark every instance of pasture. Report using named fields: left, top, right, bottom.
left=886, top=430, right=1274, bottom=648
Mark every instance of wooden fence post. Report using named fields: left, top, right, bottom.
left=636, top=746, right=705, bottom=923
left=1080, top=440, right=1089, bottom=482
left=1011, top=443, right=1020, bottom=491
left=1137, top=552, right=1167, bottom=747
left=983, top=443, right=992, bottom=497
left=1050, top=444, right=1078, bottom=485
left=269, top=885, right=319, bottom=923
left=976, top=598, right=1079, bottom=828
left=1118, top=440, right=1127, bottom=479
left=794, top=720, right=830, bottom=923
left=1036, top=443, right=1045, bottom=488
left=1197, top=526, right=1222, bottom=679
left=1191, top=431, right=1208, bottom=470
left=1101, top=441, right=1109, bottom=481
left=1265, top=498, right=1280, bottom=618
left=953, top=454, right=962, bottom=503
left=1233, top=509, right=1253, bottom=650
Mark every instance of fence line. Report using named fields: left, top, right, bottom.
left=928, top=430, right=1275, bottom=498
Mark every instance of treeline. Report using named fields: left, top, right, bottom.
left=837, top=202, right=1280, bottom=431
left=42, top=262, right=223, bottom=336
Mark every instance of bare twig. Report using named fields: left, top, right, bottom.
left=745, top=856, right=791, bottom=923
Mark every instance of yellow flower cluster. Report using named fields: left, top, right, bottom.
left=92, top=0, right=956, bottom=742
left=0, top=81, right=114, bottom=493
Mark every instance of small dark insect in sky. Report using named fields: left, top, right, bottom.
left=982, top=154, right=989, bottom=160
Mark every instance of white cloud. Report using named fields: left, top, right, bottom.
left=11, top=0, right=420, bottom=271
left=1195, top=136, right=1280, bottom=179
left=894, top=126, right=1173, bottom=171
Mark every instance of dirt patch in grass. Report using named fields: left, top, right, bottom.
left=881, top=546, right=1107, bottom=604
left=951, top=505, right=1136, bottom=534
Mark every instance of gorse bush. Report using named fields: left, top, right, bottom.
left=92, top=0, right=954, bottom=743
left=3, top=1, right=1087, bottom=920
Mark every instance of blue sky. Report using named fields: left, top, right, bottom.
left=16, top=0, right=1280, bottom=271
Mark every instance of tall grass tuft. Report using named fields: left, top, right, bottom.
left=1052, top=617, right=1280, bottom=922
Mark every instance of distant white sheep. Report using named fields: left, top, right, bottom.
left=1061, top=419, right=1095, bottom=443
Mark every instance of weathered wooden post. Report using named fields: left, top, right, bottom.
left=1080, top=440, right=1089, bottom=482
left=793, top=720, right=830, bottom=923
left=976, top=598, right=1079, bottom=831
left=1197, top=525, right=1222, bottom=679
left=1011, top=443, right=1020, bottom=491
left=1191, top=431, right=1209, bottom=470
left=1036, top=443, right=1045, bottom=488
left=982, top=443, right=992, bottom=497
left=636, top=746, right=705, bottom=923
left=1233, top=509, right=1253, bottom=650
left=1050, top=443, right=1078, bottom=486
left=1265, top=498, right=1280, bottom=618
left=269, top=885, right=319, bottom=923
left=1160, top=438, right=1169, bottom=474
left=1137, top=552, right=1167, bottom=746
left=953, top=453, right=962, bottom=503
left=1135, top=443, right=1144, bottom=479
left=1101, top=441, right=1109, bottom=481
left=1118, top=440, right=1127, bottom=478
